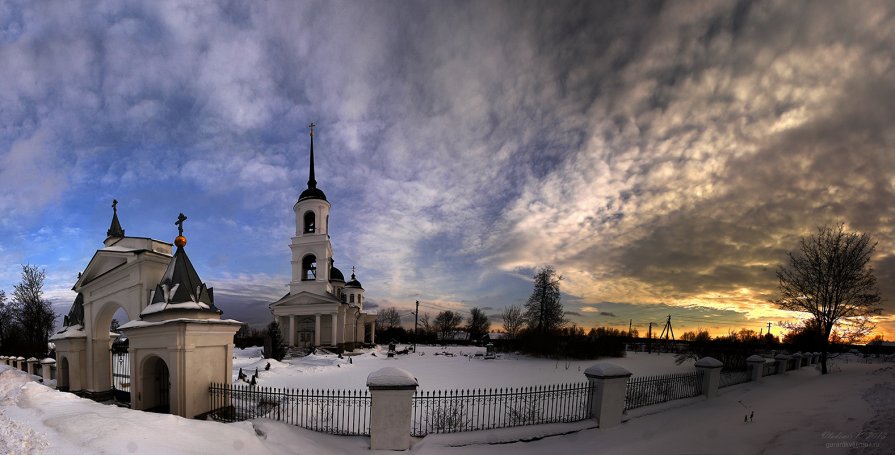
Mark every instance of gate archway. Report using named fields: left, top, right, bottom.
left=141, top=356, right=170, bottom=413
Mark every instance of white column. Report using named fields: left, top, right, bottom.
left=289, top=315, right=296, bottom=347
left=314, top=314, right=321, bottom=346
left=747, top=355, right=765, bottom=382
left=331, top=313, right=338, bottom=347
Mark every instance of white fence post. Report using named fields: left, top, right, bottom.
left=583, top=362, right=632, bottom=428
left=695, top=357, right=723, bottom=397
left=774, top=354, right=790, bottom=375
left=746, top=355, right=765, bottom=382
left=792, top=353, right=803, bottom=369
left=16, top=356, right=26, bottom=371
left=367, top=367, right=418, bottom=451
left=41, top=358, right=56, bottom=386
left=26, top=357, right=39, bottom=375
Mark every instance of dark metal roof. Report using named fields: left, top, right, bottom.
left=299, top=187, right=327, bottom=202
left=330, top=263, right=345, bottom=282
left=345, top=272, right=363, bottom=289
left=150, top=246, right=221, bottom=313
left=107, top=199, right=124, bottom=238
left=62, top=293, right=85, bottom=328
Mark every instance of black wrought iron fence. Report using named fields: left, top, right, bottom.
left=411, top=383, right=592, bottom=436
left=762, top=362, right=778, bottom=376
left=208, top=383, right=371, bottom=436
left=719, top=370, right=750, bottom=388
left=624, top=372, right=703, bottom=411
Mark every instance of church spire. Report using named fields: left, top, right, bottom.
left=107, top=199, right=125, bottom=238
left=297, top=122, right=327, bottom=202
left=308, top=122, right=317, bottom=189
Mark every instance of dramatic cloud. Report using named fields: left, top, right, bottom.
left=1, top=1, right=893, bottom=337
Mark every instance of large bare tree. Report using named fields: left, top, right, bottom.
left=466, top=307, right=490, bottom=342
left=773, top=224, right=883, bottom=374
left=375, top=307, right=403, bottom=331
left=500, top=304, right=524, bottom=339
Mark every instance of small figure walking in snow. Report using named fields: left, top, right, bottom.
left=744, top=415, right=748, bottom=423
left=265, top=362, right=271, bottom=371
left=750, top=411, right=754, bottom=422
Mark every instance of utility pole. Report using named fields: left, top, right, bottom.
left=767, top=322, right=772, bottom=336
left=629, top=319, right=633, bottom=338
left=647, top=322, right=653, bottom=353
left=413, top=300, right=420, bottom=353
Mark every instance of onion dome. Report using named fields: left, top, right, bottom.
left=330, top=259, right=345, bottom=283
left=345, top=267, right=363, bottom=289
left=298, top=122, right=327, bottom=202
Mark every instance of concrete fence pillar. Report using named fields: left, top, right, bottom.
left=26, top=357, right=39, bottom=375
left=695, top=357, right=723, bottom=398
left=0, top=356, right=7, bottom=365
left=812, top=352, right=819, bottom=365
left=367, top=367, right=418, bottom=451
left=792, top=353, right=803, bottom=369
left=16, top=356, right=26, bottom=371
left=774, top=354, right=790, bottom=375
left=583, top=363, right=632, bottom=428
left=41, top=358, right=56, bottom=386
left=746, top=355, right=765, bottom=382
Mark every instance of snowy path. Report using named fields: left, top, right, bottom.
left=1, top=357, right=892, bottom=454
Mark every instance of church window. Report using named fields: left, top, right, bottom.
left=302, top=255, right=317, bottom=280
left=303, top=211, right=316, bottom=234
left=350, top=294, right=355, bottom=303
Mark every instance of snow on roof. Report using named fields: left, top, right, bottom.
left=119, top=317, right=242, bottom=330
left=366, top=367, right=418, bottom=389
left=49, top=325, right=86, bottom=340
left=140, top=300, right=211, bottom=316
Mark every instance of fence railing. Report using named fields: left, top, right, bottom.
left=762, top=362, right=777, bottom=376
left=719, top=370, right=750, bottom=388
left=624, top=372, right=703, bottom=411
left=208, top=383, right=371, bottom=435
left=411, top=383, right=592, bottom=436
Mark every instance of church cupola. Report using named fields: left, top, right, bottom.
left=104, top=199, right=125, bottom=246
left=290, top=123, right=334, bottom=295
left=142, top=213, right=221, bottom=322
left=344, top=266, right=365, bottom=308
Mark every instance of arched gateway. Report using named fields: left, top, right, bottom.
left=51, top=204, right=241, bottom=418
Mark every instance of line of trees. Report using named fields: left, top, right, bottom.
left=0, top=265, right=57, bottom=357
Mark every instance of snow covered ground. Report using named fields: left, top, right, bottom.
left=1, top=352, right=892, bottom=454
left=231, top=345, right=699, bottom=390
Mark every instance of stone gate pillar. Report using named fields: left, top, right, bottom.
left=695, top=357, right=723, bottom=398
left=367, top=367, right=418, bottom=450
left=584, top=362, right=632, bottom=428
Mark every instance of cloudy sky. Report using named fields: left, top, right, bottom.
left=1, top=0, right=893, bottom=338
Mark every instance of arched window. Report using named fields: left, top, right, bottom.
left=303, top=211, right=316, bottom=234
left=302, top=255, right=317, bottom=281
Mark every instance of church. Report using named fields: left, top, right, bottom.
left=269, top=124, right=376, bottom=349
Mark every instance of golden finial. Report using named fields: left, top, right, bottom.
left=174, top=213, right=187, bottom=248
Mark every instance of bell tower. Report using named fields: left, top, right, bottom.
left=290, top=123, right=334, bottom=295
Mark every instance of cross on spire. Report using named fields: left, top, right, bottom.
left=176, top=213, right=187, bottom=236
left=112, top=199, right=118, bottom=213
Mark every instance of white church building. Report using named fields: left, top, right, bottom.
left=269, top=124, right=376, bottom=349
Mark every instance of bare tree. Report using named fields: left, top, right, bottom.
left=466, top=308, right=490, bottom=342
left=773, top=224, right=883, bottom=374
left=524, top=266, right=566, bottom=336
left=11, top=265, right=57, bottom=356
left=501, top=305, right=524, bottom=339
left=434, top=310, right=464, bottom=341
left=419, top=312, right=433, bottom=337
left=375, top=307, right=403, bottom=331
